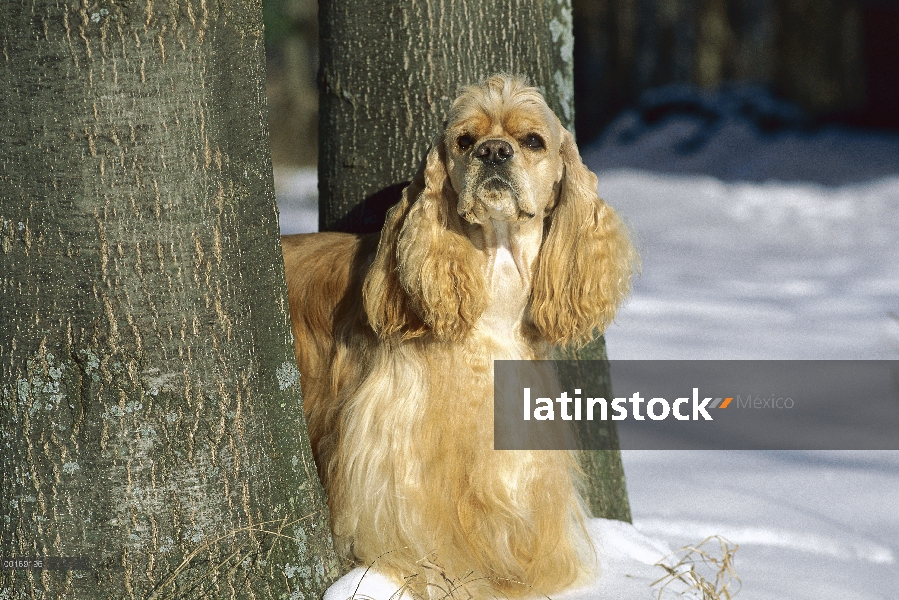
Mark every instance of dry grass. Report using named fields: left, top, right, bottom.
left=651, top=535, right=741, bottom=600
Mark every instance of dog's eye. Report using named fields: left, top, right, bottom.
left=524, top=134, right=545, bottom=150
left=456, top=134, right=474, bottom=151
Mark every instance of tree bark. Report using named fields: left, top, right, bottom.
left=0, top=1, right=338, bottom=598
left=318, top=0, right=631, bottom=522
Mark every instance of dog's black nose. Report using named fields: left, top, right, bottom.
left=475, top=139, right=514, bottom=165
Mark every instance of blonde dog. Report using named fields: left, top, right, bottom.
left=282, top=75, right=636, bottom=597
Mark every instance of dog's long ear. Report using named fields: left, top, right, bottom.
left=362, top=180, right=424, bottom=340
left=363, top=133, right=486, bottom=341
left=530, top=128, right=638, bottom=347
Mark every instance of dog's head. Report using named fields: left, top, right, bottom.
left=443, top=76, right=564, bottom=225
left=364, top=75, right=637, bottom=346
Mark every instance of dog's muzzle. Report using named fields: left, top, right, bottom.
left=476, top=175, right=521, bottom=219
left=459, top=163, right=536, bottom=223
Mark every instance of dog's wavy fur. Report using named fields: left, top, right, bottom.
left=282, top=75, right=637, bottom=597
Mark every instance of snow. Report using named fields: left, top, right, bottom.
left=623, top=450, right=899, bottom=600
left=587, top=84, right=899, bottom=361
left=275, top=85, right=899, bottom=599
left=275, top=167, right=319, bottom=235
left=581, top=88, right=899, bottom=598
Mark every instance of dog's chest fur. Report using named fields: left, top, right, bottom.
left=472, top=219, right=543, bottom=360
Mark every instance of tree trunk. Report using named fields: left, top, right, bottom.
left=0, top=1, right=338, bottom=598
left=318, top=0, right=631, bottom=522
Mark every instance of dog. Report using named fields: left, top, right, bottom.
left=282, top=75, right=636, bottom=597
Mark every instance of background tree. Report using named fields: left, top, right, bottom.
left=264, top=0, right=320, bottom=166
left=572, top=0, right=869, bottom=141
left=0, top=1, right=338, bottom=598
left=317, top=0, right=631, bottom=522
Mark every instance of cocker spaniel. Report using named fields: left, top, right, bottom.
left=282, top=75, right=636, bottom=598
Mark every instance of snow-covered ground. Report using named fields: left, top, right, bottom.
left=588, top=85, right=899, bottom=361
left=275, top=86, right=899, bottom=599
left=591, top=87, right=899, bottom=600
